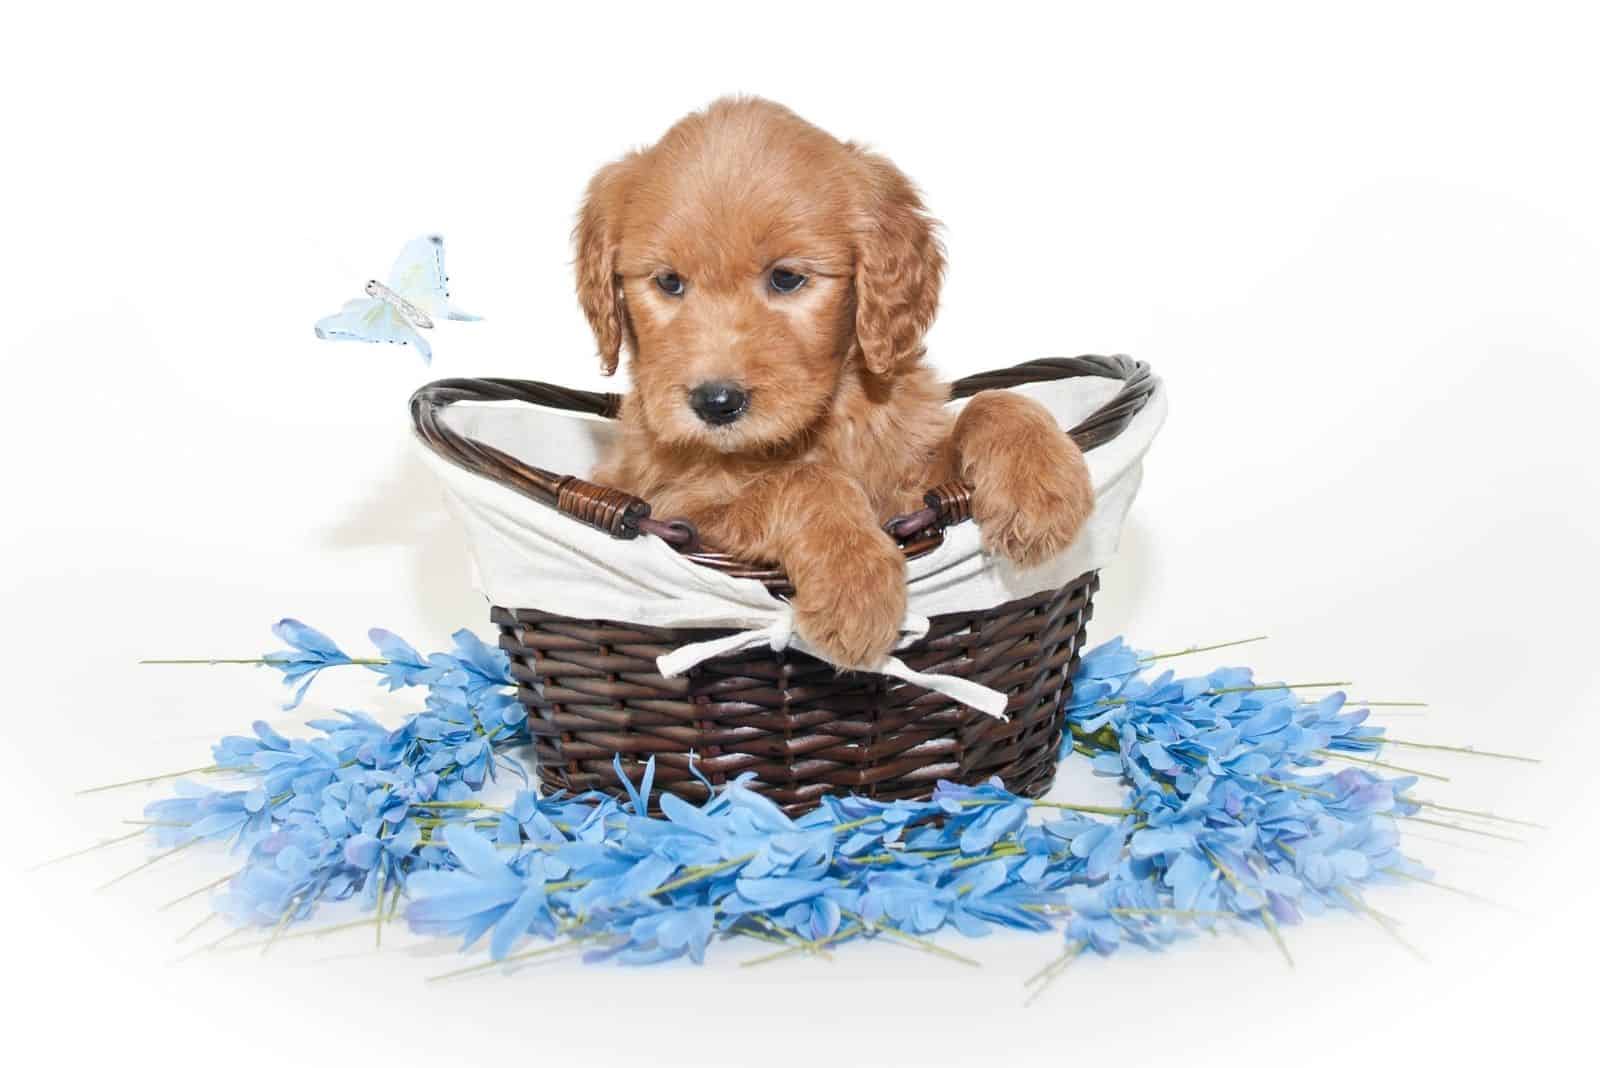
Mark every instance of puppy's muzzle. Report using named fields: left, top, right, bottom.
left=688, top=381, right=749, bottom=426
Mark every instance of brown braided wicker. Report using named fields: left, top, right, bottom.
left=413, top=356, right=1156, bottom=814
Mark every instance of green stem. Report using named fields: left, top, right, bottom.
left=740, top=921, right=867, bottom=968
left=1023, top=942, right=1084, bottom=1007
left=1399, top=815, right=1524, bottom=844
left=1028, top=799, right=1135, bottom=816
left=649, top=853, right=757, bottom=898
left=425, top=935, right=607, bottom=983
left=411, top=801, right=507, bottom=813
left=1315, top=749, right=1450, bottom=782
left=744, top=912, right=832, bottom=958
left=1207, top=681, right=1353, bottom=696
left=28, top=828, right=147, bottom=871
left=1346, top=700, right=1429, bottom=707
left=1139, top=635, right=1269, bottom=663
left=1382, top=867, right=1514, bottom=910
left=96, top=838, right=199, bottom=891
left=160, top=870, right=238, bottom=911
left=1402, top=797, right=1546, bottom=830
left=222, top=915, right=381, bottom=953
left=175, top=925, right=245, bottom=963
left=77, top=765, right=224, bottom=795
left=1260, top=777, right=1335, bottom=799
left=139, top=657, right=390, bottom=666
left=175, top=911, right=218, bottom=944
left=1337, top=886, right=1428, bottom=962
left=1364, top=737, right=1539, bottom=764
left=261, top=896, right=302, bottom=956
left=840, top=908, right=980, bottom=968
left=1202, top=845, right=1293, bottom=969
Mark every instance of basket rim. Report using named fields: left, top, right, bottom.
left=411, top=355, right=1157, bottom=592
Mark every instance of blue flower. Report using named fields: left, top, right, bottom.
left=344, top=820, right=423, bottom=903
left=406, top=825, right=560, bottom=959
left=616, top=906, right=717, bottom=964
left=304, top=709, right=392, bottom=766
left=151, top=619, right=1443, bottom=973
left=934, top=779, right=1033, bottom=854
left=145, top=781, right=273, bottom=850
left=443, top=629, right=514, bottom=695
left=1043, top=814, right=1129, bottom=881
left=264, top=619, right=355, bottom=709
left=367, top=629, right=453, bottom=691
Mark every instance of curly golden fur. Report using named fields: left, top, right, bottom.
left=579, top=97, right=1092, bottom=667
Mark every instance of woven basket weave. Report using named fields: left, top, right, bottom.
left=413, top=355, right=1157, bottom=814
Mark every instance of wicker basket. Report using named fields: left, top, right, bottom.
left=412, top=355, right=1158, bottom=814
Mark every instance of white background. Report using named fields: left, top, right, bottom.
left=3, top=2, right=1597, bottom=1065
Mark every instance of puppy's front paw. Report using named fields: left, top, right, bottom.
left=971, top=435, right=1094, bottom=569
left=789, top=527, right=907, bottom=669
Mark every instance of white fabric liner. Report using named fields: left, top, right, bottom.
left=415, top=376, right=1167, bottom=718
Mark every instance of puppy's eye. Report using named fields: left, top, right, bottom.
left=769, top=268, right=807, bottom=294
left=655, top=272, right=685, bottom=297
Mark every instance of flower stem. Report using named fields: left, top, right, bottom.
left=1364, top=737, right=1540, bottom=764
left=948, top=844, right=1025, bottom=870
left=1139, top=635, right=1269, bottom=663
left=842, top=909, right=981, bottom=968
left=426, top=935, right=606, bottom=983
left=1109, top=906, right=1234, bottom=919
left=1314, top=749, right=1449, bottom=782
left=139, top=657, right=390, bottom=666
left=1206, top=681, right=1353, bottom=696
left=373, top=868, right=385, bottom=950
left=223, top=916, right=381, bottom=953
left=1031, top=800, right=1135, bottom=816
left=1023, top=942, right=1083, bottom=1006
left=1399, top=815, right=1524, bottom=844
left=262, top=896, right=302, bottom=956
left=160, top=870, right=238, bottom=911
left=745, top=912, right=833, bottom=958
left=1203, top=845, right=1293, bottom=969
left=1346, top=700, right=1429, bottom=707
left=96, top=838, right=199, bottom=891
left=1260, top=777, right=1335, bottom=799
left=1382, top=867, right=1514, bottom=910
left=1403, top=797, right=1546, bottom=830
left=1337, top=886, right=1427, bottom=962
left=648, top=853, right=757, bottom=898
left=28, top=827, right=147, bottom=871
left=175, top=911, right=218, bottom=944
left=410, top=800, right=507, bottom=813
left=385, top=878, right=404, bottom=925
left=77, top=765, right=225, bottom=795
left=175, top=925, right=245, bottom=963
left=729, top=920, right=795, bottom=950
left=739, top=921, right=866, bottom=968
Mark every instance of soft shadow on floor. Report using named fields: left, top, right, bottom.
left=318, top=443, right=488, bottom=630
left=1084, top=515, right=1156, bottom=644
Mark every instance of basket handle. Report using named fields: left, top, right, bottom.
left=411, top=356, right=1158, bottom=546
left=883, top=354, right=1159, bottom=540
left=410, top=377, right=654, bottom=538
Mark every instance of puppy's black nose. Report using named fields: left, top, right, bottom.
left=688, top=381, right=748, bottom=425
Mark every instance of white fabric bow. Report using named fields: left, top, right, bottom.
left=653, top=605, right=1011, bottom=718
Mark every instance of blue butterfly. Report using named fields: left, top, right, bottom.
left=314, top=235, right=480, bottom=363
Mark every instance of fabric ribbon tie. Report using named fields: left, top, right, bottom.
left=654, top=606, right=1010, bottom=719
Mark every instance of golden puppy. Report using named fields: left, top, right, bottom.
left=579, top=97, right=1092, bottom=668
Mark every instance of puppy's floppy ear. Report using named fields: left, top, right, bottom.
left=849, top=147, right=945, bottom=376
left=573, top=154, right=637, bottom=375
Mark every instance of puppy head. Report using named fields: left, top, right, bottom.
left=574, top=97, right=944, bottom=453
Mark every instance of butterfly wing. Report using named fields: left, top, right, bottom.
left=387, top=234, right=480, bottom=322
left=313, top=297, right=434, bottom=363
